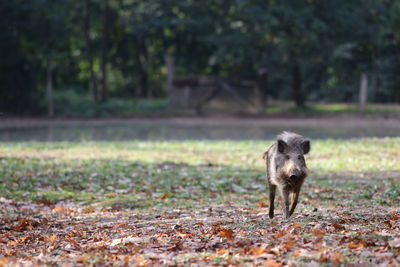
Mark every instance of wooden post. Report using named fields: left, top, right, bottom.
left=359, top=72, right=368, bottom=114
left=46, top=58, right=54, bottom=117
left=165, top=55, right=175, bottom=109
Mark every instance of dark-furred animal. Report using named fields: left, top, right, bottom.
left=263, top=132, right=311, bottom=219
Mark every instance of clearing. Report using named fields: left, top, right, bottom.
left=0, top=139, right=399, bottom=266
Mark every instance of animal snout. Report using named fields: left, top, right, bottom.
left=289, top=174, right=298, bottom=179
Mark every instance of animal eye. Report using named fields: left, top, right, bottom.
left=298, top=156, right=303, bottom=160
left=286, top=155, right=290, bottom=160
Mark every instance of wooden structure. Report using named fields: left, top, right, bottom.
left=165, top=55, right=267, bottom=115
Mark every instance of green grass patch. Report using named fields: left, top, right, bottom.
left=0, top=138, right=399, bottom=208
left=266, top=103, right=400, bottom=117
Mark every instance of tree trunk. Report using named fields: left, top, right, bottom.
left=292, top=63, right=304, bottom=107
left=99, top=0, right=109, bottom=102
left=137, top=38, right=149, bottom=98
left=165, top=54, right=175, bottom=109
left=255, top=68, right=268, bottom=113
left=359, top=72, right=368, bottom=114
left=46, top=57, right=54, bottom=117
left=83, top=0, right=98, bottom=102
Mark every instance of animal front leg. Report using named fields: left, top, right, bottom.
left=279, top=187, right=290, bottom=219
left=289, top=189, right=300, bottom=216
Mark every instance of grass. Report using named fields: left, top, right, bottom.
left=53, top=89, right=167, bottom=117
left=1, top=138, right=399, bottom=206
left=266, top=103, right=400, bottom=117
left=49, top=90, right=400, bottom=118
left=0, top=138, right=399, bottom=265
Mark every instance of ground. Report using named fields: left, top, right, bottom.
left=0, top=138, right=399, bottom=266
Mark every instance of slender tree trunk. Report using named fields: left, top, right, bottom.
left=83, top=0, right=98, bottom=102
left=359, top=72, right=368, bottom=114
left=137, top=38, right=149, bottom=98
left=99, top=0, right=109, bottom=102
left=46, top=57, right=54, bottom=117
left=292, top=63, right=304, bottom=107
left=165, top=54, right=175, bottom=109
left=255, top=68, right=268, bottom=113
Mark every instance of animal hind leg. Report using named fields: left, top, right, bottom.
left=268, top=183, right=276, bottom=219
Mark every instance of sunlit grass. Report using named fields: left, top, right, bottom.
left=0, top=138, right=399, bottom=207
left=266, top=103, right=400, bottom=116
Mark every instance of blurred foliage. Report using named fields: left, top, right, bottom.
left=52, top=90, right=166, bottom=117
left=1, top=0, right=400, bottom=115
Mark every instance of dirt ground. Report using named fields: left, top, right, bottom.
left=1, top=197, right=399, bottom=266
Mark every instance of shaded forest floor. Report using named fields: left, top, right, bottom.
left=0, top=140, right=399, bottom=266
left=2, top=102, right=400, bottom=123
left=1, top=115, right=400, bottom=129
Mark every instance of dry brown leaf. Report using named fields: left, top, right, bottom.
left=158, top=193, right=170, bottom=199
left=76, top=254, right=91, bottom=263
left=265, top=258, right=283, bottom=267
left=53, top=206, right=73, bottom=214
left=7, top=240, right=18, bottom=246
left=348, top=241, right=366, bottom=249
left=258, top=200, right=265, bottom=208
left=292, top=250, right=301, bottom=257
left=312, top=229, right=326, bottom=236
left=249, top=247, right=268, bottom=256
left=284, top=238, right=296, bottom=250
left=291, top=223, right=302, bottom=229
left=332, top=223, right=345, bottom=231
left=218, top=228, right=234, bottom=241
left=331, top=251, right=342, bottom=265
left=216, top=248, right=229, bottom=255
left=83, top=206, right=95, bottom=214
left=44, top=234, right=57, bottom=243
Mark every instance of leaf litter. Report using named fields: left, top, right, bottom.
left=1, top=196, right=399, bottom=266
left=0, top=139, right=400, bottom=265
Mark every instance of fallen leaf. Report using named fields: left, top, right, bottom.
left=332, top=223, right=345, bottom=231
left=265, top=258, right=282, bottom=267
left=110, top=237, right=142, bottom=247
left=312, top=229, right=326, bottom=236
left=348, top=241, right=366, bottom=249
left=249, top=247, right=268, bottom=256
left=158, top=193, right=170, bottom=199
left=218, top=227, right=234, bottom=241
left=293, top=250, right=301, bottom=257
left=45, top=234, right=57, bottom=243
left=283, top=238, right=296, bottom=250
left=83, top=206, right=95, bottom=214
left=216, top=248, right=229, bottom=255
left=330, top=251, right=342, bottom=265
left=258, top=201, right=265, bottom=208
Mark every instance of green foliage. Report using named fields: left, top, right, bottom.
left=52, top=89, right=167, bottom=117
left=1, top=0, right=400, bottom=114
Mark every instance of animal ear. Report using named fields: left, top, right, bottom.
left=277, top=139, right=287, bottom=153
left=302, top=140, right=310, bottom=154
left=262, top=151, right=268, bottom=160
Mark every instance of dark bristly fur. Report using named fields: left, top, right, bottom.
left=263, top=131, right=311, bottom=219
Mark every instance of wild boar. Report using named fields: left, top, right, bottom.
left=263, top=131, right=310, bottom=219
